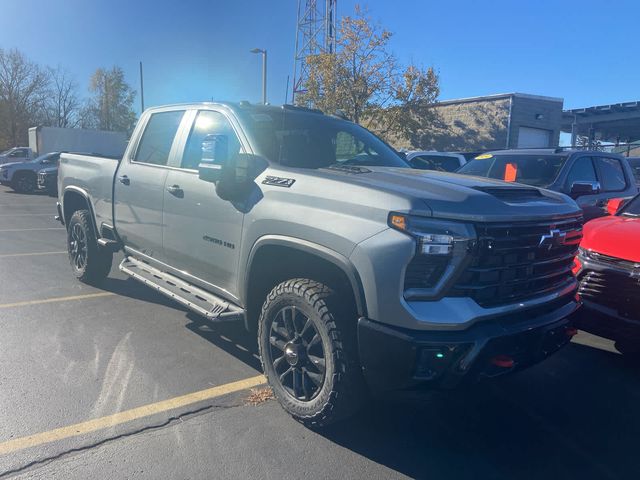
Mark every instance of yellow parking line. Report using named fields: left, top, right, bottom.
left=0, top=292, right=115, bottom=309
left=0, top=227, right=65, bottom=232
left=0, top=251, right=66, bottom=258
left=0, top=375, right=266, bottom=456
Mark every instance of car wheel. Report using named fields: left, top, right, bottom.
left=12, top=172, right=36, bottom=193
left=67, top=209, right=112, bottom=284
left=258, top=278, right=365, bottom=427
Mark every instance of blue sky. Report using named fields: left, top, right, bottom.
left=1, top=0, right=638, bottom=113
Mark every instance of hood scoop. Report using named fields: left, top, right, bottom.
left=473, top=186, right=544, bottom=202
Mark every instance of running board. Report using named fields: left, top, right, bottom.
left=119, top=257, right=244, bottom=322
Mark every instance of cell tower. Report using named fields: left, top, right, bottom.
left=292, top=0, right=337, bottom=103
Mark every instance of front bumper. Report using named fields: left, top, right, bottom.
left=358, top=296, right=579, bottom=393
left=573, top=300, right=640, bottom=344
left=37, top=174, right=57, bottom=192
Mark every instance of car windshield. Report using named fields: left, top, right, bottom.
left=621, top=194, right=640, bottom=216
left=0, top=149, right=13, bottom=156
left=239, top=109, right=409, bottom=169
left=457, top=153, right=567, bottom=187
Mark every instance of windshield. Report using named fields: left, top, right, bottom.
left=621, top=194, right=640, bottom=216
left=457, top=154, right=567, bottom=187
left=239, top=110, right=409, bottom=169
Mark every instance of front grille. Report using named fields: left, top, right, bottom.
left=451, top=217, right=582, bottom=307
left=579, top=268, right=640, bottom=321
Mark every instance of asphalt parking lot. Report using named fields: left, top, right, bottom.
left=0, top=184, right=638, bottom=479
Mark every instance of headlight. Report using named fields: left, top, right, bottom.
left=388, top=213, right=475, bottom=255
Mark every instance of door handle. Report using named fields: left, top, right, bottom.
left=118, top=175, right=130, bottom=185
left=166, top=184, right=183, bottom=196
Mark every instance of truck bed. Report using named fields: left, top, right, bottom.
left=58, top=153, right=119, bottom=230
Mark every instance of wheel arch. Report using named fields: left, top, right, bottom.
left=62, top=187, right=99, bottom=237
left=243, top=236, right=367, bottom=332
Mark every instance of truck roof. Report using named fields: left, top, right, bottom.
left=143, top=101, right=325, bottom=117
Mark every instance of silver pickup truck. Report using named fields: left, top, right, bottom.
left=57, top=102, right=583, bottom=426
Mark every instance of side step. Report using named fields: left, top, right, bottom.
left=119, top=257, right=244, bottom=322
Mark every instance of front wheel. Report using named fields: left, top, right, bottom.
left=258, top=278, right=365, bottom=427
left=12, top=173, right=36, bottom=193
left=67, top=209, right=112, bottom=284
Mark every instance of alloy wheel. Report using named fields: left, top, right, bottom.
left=268, top=305, right=326, bottom=401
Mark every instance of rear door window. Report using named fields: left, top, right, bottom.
left=595, top=157, right=626, bottom=192
left=134, top=110, right=185, bottom=166
left=565, top=156, right=597, bottom=189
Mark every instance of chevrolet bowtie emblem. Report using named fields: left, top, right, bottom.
left=539, top=229, right=566, bottom=249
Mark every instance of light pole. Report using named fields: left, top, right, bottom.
left=250, top=48, right=267, bottom=105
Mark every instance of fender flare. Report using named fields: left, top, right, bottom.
left=243, top=235, right=367, bottom=318
left=62, top=186, right=100, bottom=238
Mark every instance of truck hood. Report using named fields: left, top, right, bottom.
left=317, top=167, right=581, bottom=222
left=582, top=215, right=640, bottom=262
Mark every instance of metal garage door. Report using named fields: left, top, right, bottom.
left=518, top=127, right=551, bottom=148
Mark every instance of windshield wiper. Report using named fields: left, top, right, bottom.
left=621, top=212, right=640, bottom=217
left=326, top=163, right=372, bottom=174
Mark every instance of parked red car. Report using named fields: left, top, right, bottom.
left=573, top=194, right=640, bottom=358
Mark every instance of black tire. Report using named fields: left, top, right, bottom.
left=11, top=172, right=36, bottom=193
left=258, top=278, right=365, bottom=427
left=67, top=209, right=112, bottom=284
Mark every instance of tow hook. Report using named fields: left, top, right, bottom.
left=490, top=355, right=515, bottom=368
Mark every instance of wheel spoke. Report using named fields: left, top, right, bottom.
left=279, top=366, right=293, bottom=384
left=308, top=333, right=321, bottom=349
left=283, top=307, right=296, bottom=338
left=269, top=335, right=286, bottom=351
left=292, top=368, right=303, bottom=399
left=300, top=316, right=313, bottom=338
left=301, top=368, right=311, bottom=400
left=307, top=354, right=326, bottom=373
left=305, top=369, right=324, bottom=388
left=271, top=323, right=290, bottom=341
left=272, top=353, right=287, bottom=370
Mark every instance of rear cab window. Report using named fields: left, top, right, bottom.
left=133, top=110, right=185, bottom=166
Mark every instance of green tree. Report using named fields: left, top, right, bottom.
left=297, top=6, right=440, bottom=146
left=82, top=66, right=137, bottom=133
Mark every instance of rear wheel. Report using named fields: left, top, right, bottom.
left=67, top=210, right=112, bottom=284
left=12, top=172, right=36, bottom=193
left=258, top=278, right=365, bottom=427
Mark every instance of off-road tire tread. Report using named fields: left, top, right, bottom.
left=258, top=278, right=365, bottom=428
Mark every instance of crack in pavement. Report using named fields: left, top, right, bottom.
left=0, top=402, right=242, bottom=479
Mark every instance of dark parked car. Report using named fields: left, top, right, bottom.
left=457, top=149, right=639, bottom=221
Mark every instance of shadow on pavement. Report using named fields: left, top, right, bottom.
left=93, top=274, right=640, bottom=479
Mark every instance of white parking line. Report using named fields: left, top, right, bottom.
left=0, top=227, right=65, bottom=232
left=0, top=213, right=55, bottom=216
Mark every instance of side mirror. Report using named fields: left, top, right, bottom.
left=198, top=134, right=229, bottom=183
left=570, top=181, right=601, bottom=197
